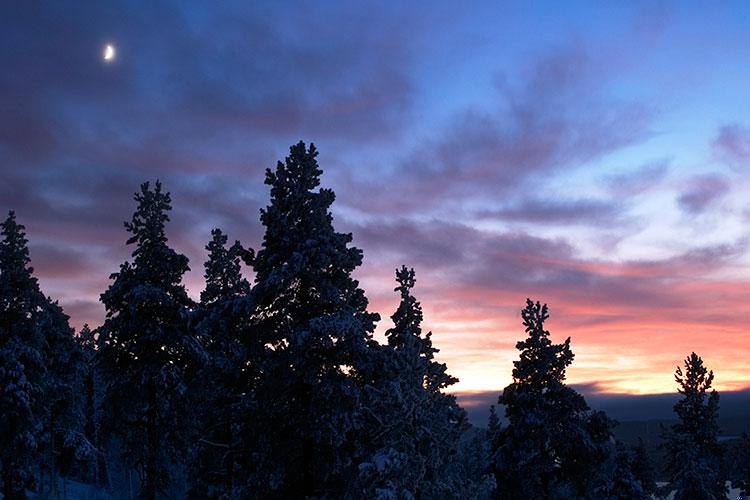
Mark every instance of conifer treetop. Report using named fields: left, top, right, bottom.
left=512, top=299, right=574, bottom=388
left=201, top=228, right=250, bottom=305
left=0, top=211, right=39, bottom=293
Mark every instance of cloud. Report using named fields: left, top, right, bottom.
left=338, top=42, right=654, bottom=217
left=605, top=158, right=670, bottom=197
left=714, top=124, right=750, bottom=168
left=475, top=197, right=624, bottom=226
left=677, top=174, right=730, bottom=215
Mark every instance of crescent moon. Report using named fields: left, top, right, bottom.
left=103, top=44, right=116, bottom=62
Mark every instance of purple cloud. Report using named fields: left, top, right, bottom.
left=714, top=124, right=750, bottom=168
left=677, top=174, right=730, bottom=214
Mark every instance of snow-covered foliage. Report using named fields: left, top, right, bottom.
left=491, top=299, right=622, bottom=498
left=187, top=228, right=252, bottom=499
left=0, top=212, right=46, bottom=499
left=662, top=352, right=726, bottom=499
left=97, top=182, right=204, bottom=499
left=354, top=267, right=494, bottom=499
left=230, top=142, right=380, bottom=498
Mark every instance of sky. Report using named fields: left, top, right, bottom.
left=2, top=1, right=750, bottom=397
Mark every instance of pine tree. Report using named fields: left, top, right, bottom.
left=491, top=299, right=616, bottom=499
left=234, top=142, right=380, bottom=497
left=487, top=405, right=501, bottom=441
left=188, top=228, right=251, bottom=499
left=75, top=324, right=107, bottom=486
left=97, top=181, right=203, bottom=499
left=593, top=442, right=653, bottom=499
left=355, top=267, right=484, bottom=498
left=0, top=212, right=46, bottom=499
left=663, top=352, right=726, bottom=499
left=36, top=298, right=89, bottom=494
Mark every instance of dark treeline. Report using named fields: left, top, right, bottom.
left=0, top=142, right=745, bottom=499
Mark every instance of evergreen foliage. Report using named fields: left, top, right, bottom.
left=355, top=267, right=493, bottom=498
left=663, top=352, right=726, bottom=499
left=97, top=181, right=203, bottom=499
left=491, top=299, right=617, bottom=499
left=234, top=141, right=380, bottom=497
left=0, top=212, right=47, bottom=499
left=188, top=228, right=252, bottom=499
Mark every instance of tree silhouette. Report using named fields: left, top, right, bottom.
left=188, top=228, right=251, bottom=499
left=0, top=212, right=46, bottom=499
left=491, top=299, right=616, bottom=498
left=663, top=352, right=725, bottom=499
left=98, top=181, right=203, bottom=499
left=233, top=141, right=380, bottom=497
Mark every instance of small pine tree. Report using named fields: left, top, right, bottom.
left=663, top=352, right=726, bottom=500
left=75, top=324, right=107, bottom=486
left=37, top=298, right=89, bottom=493
left=97, top=181, right=203, bottom=499
left=491, top=299, right=616, bottom=499
left=0, top=212, right=46, bottom=499
left=355, top=267, right=491, bottom=498
left=188, top=228, right=251, bottom=499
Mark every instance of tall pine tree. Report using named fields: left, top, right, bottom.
left=188, top=228, right=252, bottom=499
left=663, top=352, right=726, bottom=499
left=355, top=266, right=485, bottom=498
left=36, top=298, right=88, bottom=495
left=75, top=324, right=107, bottom=487
left=97, top=181, right=203, bottom=499
left=0, top=212, right=46, bottom=499
left=234, top=141, right=380, bottom=497
left=491, top=299, right=616, bottom=499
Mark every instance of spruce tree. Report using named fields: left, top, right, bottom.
left=97, top=181, right=202, bottom=499
left=0, top=212, right=46, bottom=499
left=37, top=298, right=88, bottom=494
left=188, top=228, right=251, bottom=499
left=234, top=141, right=380, bottom=497
left=75, top=324, right=107, bottom=486
left=663, top=352, right=726, bottom=499
left=491, top=299, right=616, bottom=499
left=355, top=267, right=480, bottom=498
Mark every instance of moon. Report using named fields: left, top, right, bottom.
left=103, top=44, right=116, bottom=62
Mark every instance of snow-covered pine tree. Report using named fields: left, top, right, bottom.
left=97, top=181, right=203, bottom=500
left=593, top=442, right=653, bottom=500
left=234, top=142, right=380, bottom=497
left=0, top=211, right=47, bottom=499
left=491, top=299, right=616, bottom=499
left=188, top=228, right=252, bottom=499
left=663, top=352, right=726, bottom=500
left=36, top=298, right=90, bottom=494
left=355, top=266, right=492, bottom=498
left=74, top=324, right=108, bottom=487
